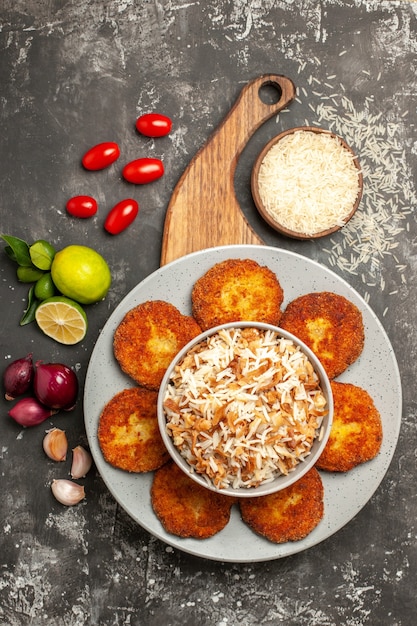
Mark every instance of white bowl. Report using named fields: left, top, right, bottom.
left=157, top=322, right=333, bottom=498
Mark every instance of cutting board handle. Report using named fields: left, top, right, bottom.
left=161, top=74, right=296, bottom=266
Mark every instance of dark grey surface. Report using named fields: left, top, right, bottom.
left=0, top=1, right=416, bottom=624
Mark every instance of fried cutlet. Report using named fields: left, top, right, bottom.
left=239, top=467, right=324, bottom=543
left=316, top=381, right=382, bottom=472
left=113, top=300, right=202, bottom=390
left=279, top=291, right=364, bottom=379
left=98, top=387, right=170, bottom=472
left=151, top=462, right=235, bottom=539
left=191, top=258, right=284, bottom=331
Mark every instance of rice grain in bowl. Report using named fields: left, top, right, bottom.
left=251, top=127, right=363, bottom=239
left=157, top=322, right=333, bottom=498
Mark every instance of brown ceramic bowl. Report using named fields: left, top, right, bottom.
left=251, top=126, right=363, bottom=240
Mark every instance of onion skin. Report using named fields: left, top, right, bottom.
left=3, top=353, right=34, bottom=400
left=34, top=362, right=79, bottom=410
left=8, top=397, right=57, bottom=427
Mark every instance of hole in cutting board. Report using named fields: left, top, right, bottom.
left=258, top=81, right=282, bottom=105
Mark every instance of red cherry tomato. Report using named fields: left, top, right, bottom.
left=135, top=113, right=172, bottom=137
left=104, top=198, right=139, bottom=235
left=82, top=142, right=120, bottom=170
left=122, top=158, right=164, bottom=184
left=66, top=195, right=98, bottom=218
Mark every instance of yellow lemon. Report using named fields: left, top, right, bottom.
left=35, top=296, right=88, bottom=345
left=51, top=245, right=111, bottom=305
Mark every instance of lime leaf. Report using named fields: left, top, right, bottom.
left=20, top=285, right=40, bottom=325
left=1, top=234, right=32, bottom=267
left=5, top=245, right=17, bottom=262
left=30, top=240, right=56, bottom=270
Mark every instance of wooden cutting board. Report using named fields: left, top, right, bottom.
left=160, top=74, right=296, bottom=266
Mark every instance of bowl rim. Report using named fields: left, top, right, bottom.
left=157, top=321, right=334, bottom=498
left=251, top=126, right=363, bottom=240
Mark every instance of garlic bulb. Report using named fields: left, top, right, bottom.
left=51, top=479, right=85, bottom=506
left=43, top=428, right=68, bottom=461
left=71, top=445, right=93, bottom=479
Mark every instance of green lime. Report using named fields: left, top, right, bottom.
left=35, top=296, right=88, bottom=345
left=34, top=272, right=56, bottom=300
left=17, top=265, right=44, bottom=283
left=30, top=240, right=56, bottom=270
left=50, top=244, right=111, bottom=305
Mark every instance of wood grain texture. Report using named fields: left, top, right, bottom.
left=160, top=74, right=296, bottom=265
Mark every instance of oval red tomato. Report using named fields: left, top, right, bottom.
left=82, top=142, right=120, bottom=170
left=122, top=158, right=164, bottom=184
left=135, top=113, right=172, bottom=138
left=66, top=195, right=98, bottom=218
left=104, top=199, right=139, bottom=235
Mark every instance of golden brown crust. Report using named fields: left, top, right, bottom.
left=239, top=467, right=324, bottom=543
left=151, top=462, right=236, bottom=539
left=191, top=258, right=284, bottom=331
left=98, top=387, right=170, bottom=472
left=113, top=300, right=202, bottom=390
left=316, top=381, right=383, bottom=472
left=279, top=291, right=364, bottom=379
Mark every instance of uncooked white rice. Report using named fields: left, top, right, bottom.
left=257, top=130, right=361, bottom=236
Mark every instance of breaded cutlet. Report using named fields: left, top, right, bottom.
left=113, top=300, right=202, bottom=390
left=279, top=291, right=364, bottom=379
left=98, top=387, right=170, bottom=472
left=151, top=461, right=236, bottom=539
left=316, top=380, right=382, bottom=472
left=239, top=467, right=324, bottom=543
left=191, top=258, right=284, bottom=331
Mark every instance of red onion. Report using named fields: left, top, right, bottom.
left=33, top=361, right=79, bottom=410
left=8, top=397, right=57, bottom=427
left=3, top=353, right=34, bottom=400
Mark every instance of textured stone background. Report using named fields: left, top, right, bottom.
left=1, top=1, right=416, bottom=625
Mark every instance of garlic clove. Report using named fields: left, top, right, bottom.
left=43, top=428, right=68, bottom=461
left=71, top=445, right=93, bottom=479
left=51, top=479, right=85, bottom=506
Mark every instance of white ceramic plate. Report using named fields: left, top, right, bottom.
left=84, top=245, right=402, bottom=562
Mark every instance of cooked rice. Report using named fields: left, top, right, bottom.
left=163, top=327, right=327, bottom=490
